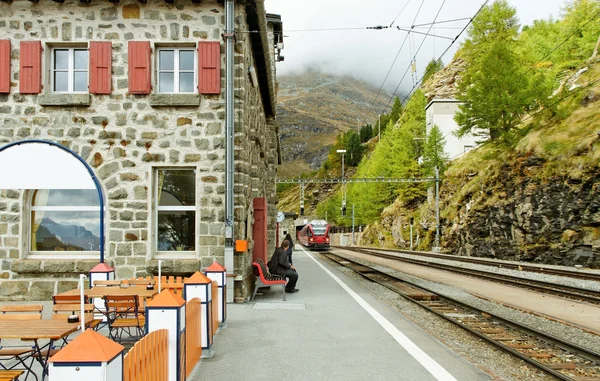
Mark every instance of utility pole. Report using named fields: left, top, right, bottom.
left=351, top=204, right=355, bottom=245
left=300, top=181, right=305, bottom=216
left=337, top=149, right=347, bottom=215
left=410, top=217, right=414, bottom=250
left=435, top=166, right=440, bottom=251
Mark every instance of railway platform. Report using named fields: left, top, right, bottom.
left=195, top=246, right=491, bottom=381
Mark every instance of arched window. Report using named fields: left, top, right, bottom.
left=30, top=189, right=101, bottom=254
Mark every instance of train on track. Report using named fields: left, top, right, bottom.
left=297, top=220, right=331, bottom=250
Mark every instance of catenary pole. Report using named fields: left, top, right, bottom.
left=435, top=166, right=440, bottom=250
left=225, top=0, right=235, bottom=273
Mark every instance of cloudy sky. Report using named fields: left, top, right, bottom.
left=264, top=0, right=567, bottom=106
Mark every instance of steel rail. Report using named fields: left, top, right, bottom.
left=323, top=252, right=600, bottom=381
left=347, top=246, right=600, bottom=282
left=340, top=247, right=600, bottom=305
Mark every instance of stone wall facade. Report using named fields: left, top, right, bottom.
left=0, top=0, right=280, bottom=301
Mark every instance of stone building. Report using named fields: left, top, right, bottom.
left=0, top=0, right=283, bottom=301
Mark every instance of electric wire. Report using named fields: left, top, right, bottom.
left=389, top=0, right=491, bottom=126
left=524, top=8, right=600, bottom=75
left=389, top=0, right=412, bottom=27
left=381, top=0, right=448, bottom=114
left=368, top=0, right=426, bottom=118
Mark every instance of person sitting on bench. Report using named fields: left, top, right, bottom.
left=268, top=240, right=299, bottom=293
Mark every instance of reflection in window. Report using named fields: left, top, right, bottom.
left=156, top=169, right=196, bottom=251
left=157, top=48, right=196, bottom=93
left=31, top=190, right=100, bottom=252
left=52, top=48, right=89, bottom=93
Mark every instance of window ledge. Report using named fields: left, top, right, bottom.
left=38, top=93, right=91, bottom=106
left=149, top=94, right=201, bottom=107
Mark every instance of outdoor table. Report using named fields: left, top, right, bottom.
left=57, top=286, right=158, bottom=299
left=0, top=318, right=92, bottom=381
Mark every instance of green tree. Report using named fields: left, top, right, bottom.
left=422, top=125, right=448, bottom=177
left=359, top=123, right=373, bottom=142
left=456, top=41, right=536, bottom=141
left=344, top=131, right=363, bottom=166
left=423, top=58, right=444, bottom=84
left=455, top=1, right=536, bottom=141
left=389, top=97, right=403, bottom=125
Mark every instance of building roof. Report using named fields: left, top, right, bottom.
left=425, top=98, right=461, bottom=110
left=50, top=329, right=124, bottom=363
left=184, top=271, right=212, bottom=284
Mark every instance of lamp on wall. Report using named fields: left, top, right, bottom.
left=248, top=66, right=259, bottom=88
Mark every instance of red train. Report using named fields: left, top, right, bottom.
left=297, top=220, right=331, bottom=250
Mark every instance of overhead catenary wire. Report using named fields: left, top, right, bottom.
left=369, top=0, right=426, bottom=117
left=523, top=8, right=600, bottom=75
left=390, top=0, right=491, bottom=126
left=389, top=0, right=413, bottom=27
left=393, top=0, right=598, bottom=128
left=381, top=0, right=448, bottom=114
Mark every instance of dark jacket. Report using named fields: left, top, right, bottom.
left=268, top=247, right=291, bottom=276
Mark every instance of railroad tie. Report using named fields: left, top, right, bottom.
left=528, top=353, right=554, bottom=359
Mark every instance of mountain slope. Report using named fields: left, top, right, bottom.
left=276, top=70, right=390, bottom=177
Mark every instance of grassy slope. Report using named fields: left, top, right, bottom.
left=361, top=59, right=600, bottom=251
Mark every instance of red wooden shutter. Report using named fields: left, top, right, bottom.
left=19, top=41, right=42, bottom=94
left=0, top=40, right=10, bottom=94
left=198, top=41, right=221, bottom=95
left=128, top=41, right=151, bottom=94
left=89, top=41, right=112, bottom=95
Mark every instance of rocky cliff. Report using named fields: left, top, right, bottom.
left=359, top=58, right=600, bottom=268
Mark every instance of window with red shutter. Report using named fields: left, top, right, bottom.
left=0, top=40, right=10, bottom=94
left=89, top=41, right=112, bottom=95
left=128, top=41, right=151, bottom=94
left=197, top=41, right=221, bottom=95
left=20, top=41, right=42, bottom=94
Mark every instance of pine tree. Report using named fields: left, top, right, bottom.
left=359, top=124, right=373, bottom=142
left=345, top=131, right=363, bottom=166
left=422, top=125, right=448, bottom=177
left=455, top=0, right=536, bottom=142
left=423, top=59, right=444, bottom=84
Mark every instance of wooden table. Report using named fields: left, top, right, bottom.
left=0, top=318, right=92, bottom=381
left=57, top=286, right=158, bottom=299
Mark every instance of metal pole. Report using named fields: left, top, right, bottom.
left=224, top=0, right=235, bottom=272
left=435, top=166, right=440, bottom=250
left=378, top=114, right=381, bottom=141
left=410, top=223, right=413, bottom=250
left=300, top=181, right=305, bottom=215
left=351, top=204, right=355, bottom=245
left=341, top=154, right=345, bottom=179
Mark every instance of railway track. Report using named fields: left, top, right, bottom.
left=342, top=246, right=600, bottom=282
left=336, top=246, right=600, bottom=305
left=322, top=252, right=600, bottom=381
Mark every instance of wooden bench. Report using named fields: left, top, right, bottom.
left=251, top=258, right=287, bottom=301
left=0, top=370, right=24, bottom=381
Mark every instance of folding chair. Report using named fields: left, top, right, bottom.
left=104, top=295, right=145, bottom=343
left=0, top=305, right=43, bottom=381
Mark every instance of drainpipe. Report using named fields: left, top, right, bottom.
left=224, top=0, right=235, bottom=297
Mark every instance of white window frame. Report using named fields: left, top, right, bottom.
left=156, top=47, right=197, bottom=94
left=154, top=168, right=197, bottom=258
left=28, top=190, right=101, bottom=259
left=50, top=47, right=89, bottom=93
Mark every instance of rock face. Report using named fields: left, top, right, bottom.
left=421, top=57, right=467, bottom=102
left=276, top=70, right=390, bottom=176
left=445, top=161, right=600, bottom=267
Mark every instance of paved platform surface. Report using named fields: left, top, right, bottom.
left=342, top=249, right=600, bottom=333
left=193, top=247, right=491, bottom=381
